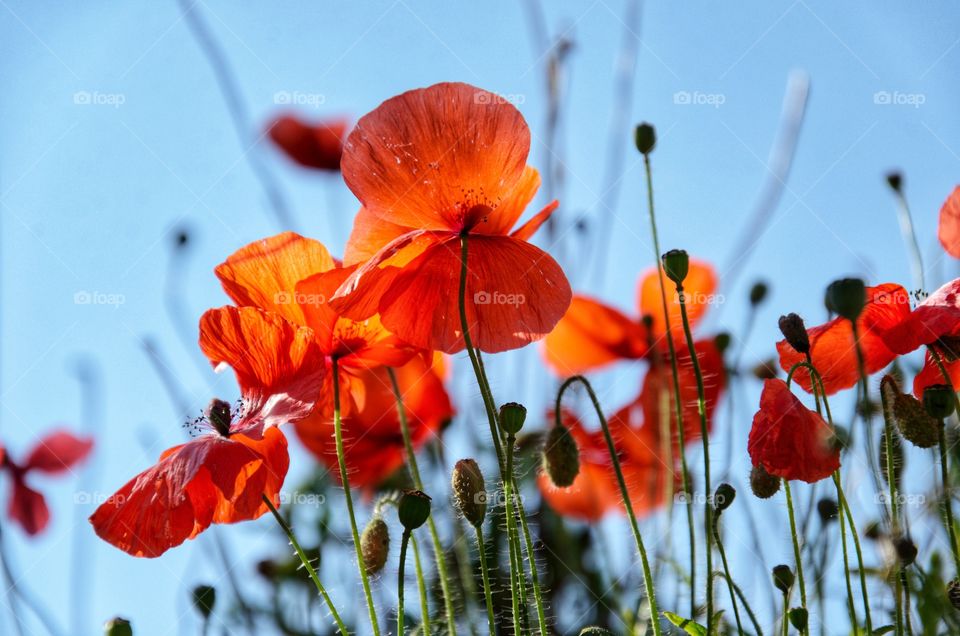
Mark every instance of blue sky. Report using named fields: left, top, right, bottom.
left=2, top=1, right=960, bottom=634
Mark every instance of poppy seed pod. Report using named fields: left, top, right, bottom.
left=191, top=585, right=216, bottom=619
left=886, top=171, right=903, bottom=193
left=104, top=618, right=133, bottom=636
left=892, top=392, right=941, bottom=448
left=789, top=608, right=809, bottom=631
left=749, top=464, right=781, bottom=499
left=361, top=516, right=390, bottom=575
left=826, top=278, right=867, bottom=322
left=947, top=578, right=960, bottom=610
left=778, top=313, right=810, bottom=355
left=206, top=398, right=232, bottom=436
left=398, top=490, right=432, bottom=531
left=452, top=459, right=487, bottom=527
left=499, top=402, right=527, bottom=436
left=817, top=498, right=839, bottom=524
left=923, top=384, right=956, bottom=420
left=772, top=564, right=795, bottom=594
left=750, top=281, right=769, bottom=306
left=713, top=483, right=736, bottom=513
left=661, top=249, right=689, bottom=285
left=634, top=122, right=656, bottom=155
left=543, top=424, right=580, bottom=488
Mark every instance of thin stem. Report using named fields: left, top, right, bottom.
left=781, top=591, right=789, bottom=636
left=641, top=153, right=697, bottom=617
left=889, top=184, right=926, bottom=292
left=783, top=481, right=808, bottom=635
left=900, top=569, right=914, bottom=636
left=475, top=525, right=497, bottom=636
left=938, top=423, right=960, bottom=572
left=835, top=475, right=873, bottom=633
left=331, top=358, right=381, bottom=635
left=387, top=368, right=458, bottom=632
left=261, top=495, right=347, bottom=634
left=880, top=378, right=906, bottom=636
left=399, top=530, right=411, bottom=636
left=557, top=376, right=661, bottom=636
left=834, top=476, right=859, bottom=635
left=411, top=534, right=432, bottom=636
left=728, top=576, right=764, bottom=636
left=711, top=519, right=744, bottom=635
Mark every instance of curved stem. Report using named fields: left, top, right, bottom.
left=399, top=529, right=411, bottom=636
left=557, top=376, right=661, bottom=636
left=711, top=519, right=744, bottom=635
left=475, top=525, right=497, bottom=636
left=331, top=358, right=381, bottom=635
left=411, top=534, right=432, bottom=636
left=783, top=481, right=808, bottom=635
left=727, top=575, right=764, bottom=636
left=262, top=495, right=347, bottom=634
left=387, top=368, right=458, bottom=632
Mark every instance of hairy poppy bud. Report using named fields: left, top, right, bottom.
left=206, top=398, right=232, bottom=436
left=543, top=424, right=580, bottom=488
left=452, top=459, right=487, bottom=527
left=634, top=122, right=656, bottom=155
left=661, top=249, right=689, bottom=285
left=750, top=464, right=780, bottom=499
left=826, top=278, right=867, bottom=322
left=879, top=429, right=904, bottom=487
left=752, top=360, right=778, bottom=380
left=714, top=483, right=736, bottom=513
left=714, top=332, right=732, bottom=355
left=398, top=490, right=432, bottom=531
left=886, top=171, right=903, bottom=193
left=191, top=585, right=216, bottom=619
left=361, top=516, right=390, bottom=574
left=750, top=281, right=769, bottom=306
left=778, top=314, right=810, bottom=355
left=772, top=564, right=794, bottom=594
left=789, top=608, right=808, bottom=631
left=923, top=384, right=956, bottom=420
left=892, top=392, right=941, bottom=448
left=499, top=402, right=527, bottom=436
left=104, top=618, right=133, bottom=636
left=893, top=536, right=918, bottom=567
left=947, top=578, right=960, bottom=610
left=817, top=498, right=839, bottom=524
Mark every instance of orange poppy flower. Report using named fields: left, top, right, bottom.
left=939, top=187, right=960, bottom=258
left=328, top=82, right=571, bottom=354
left=90, top=306, right=325, bottom=557
left=881, top=278, right=960, bottom=356
left=2, top=430, right=92, bottom=535
left=267, top=114, right=348, bottom=172
left=777, top=283, right=910, bottom=395
left=748, top=379, right=840, bottom=483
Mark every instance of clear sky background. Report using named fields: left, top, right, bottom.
left=2, top=1, right=960, bottom=634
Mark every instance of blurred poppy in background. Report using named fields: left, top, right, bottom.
left=267, top=114, right=349, bottom=172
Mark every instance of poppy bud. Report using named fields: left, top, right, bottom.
left=750, top=464, right=780, bottom=499
left=879, top=429, right=904, bottom=487
left=452, top=459, right=487, bottom=527
left=817, top=498, right=839, bottom=524
left=923, top=384, right=956, bottom=420
left=749, top=281, right=769, bottom=306
left=886, top=171, right=903, bottom=193
left=752, top=360, right=778, bottom=380
left=634, top=122, right=656, bottom=155
left=714, top=332, right=732, bottom=355
left=789, top=608, right=808, bottom=631
left=398, top=490, right=432, bottom=531
left=661, top=249, right=689, bottom=285
left=543, top=424, right=580, bottom=488
left=206, top=398, right=232, bottom=436
left=640, top=314, right=655, bottom=331
left=893, top=536, right=918, bottom=567
left=104, top=618, right=133, bottom=636
left=191, top=585, right=216, bottom=619
left=947, top=578, right=960, bottom=610
left=778, top=314, right=810, bottom=355
left=579, top=628, right=613, bottom=635
left=892, top=392, right=941, bottom=448
left=361, top=516, right=390, bottom=574
left=713, top=483, right=736, bottom=513
left=772, top=564, right=794, bottom=594
left=499, top=402, right=527, bottom=436
left=175, top=229, right=190, bottom=248
left=826, top=278, right=867, bottom=322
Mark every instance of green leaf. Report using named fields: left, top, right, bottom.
left=662, top=612, right=708, bottom=636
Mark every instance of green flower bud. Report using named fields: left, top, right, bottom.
left=634, top=122, right=656, bottom=155
left=361, top=516, right=390, bottom=575
left=104, top=618, right=133, bottom=636
left=750, top=464, right=781, bottom=499
left=772, top=564, right=795, bottom=594
left=191, top=585, right=216, bottom=619
left=499, top=402, right=527, bottom=436
left=826, top=278, right=867, bottom=322
left=749, top=281, right=769, bottom=306
left=661, top=249, right=689, bottom=285
left=789, top=607, right=808, bottom=631
left=778, top=313, right=810, bottom=355
left=923, top=384, right=956, bottom=420
left=398, top=490, right=432, bottom=531
left=543, top=424, right=580, bottom=488
left=713, top=483, right=736, bottom=513
left=452, top=459, right=487, bottom=527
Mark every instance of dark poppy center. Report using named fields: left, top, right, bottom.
left=206, top=398, right=233, bottom=437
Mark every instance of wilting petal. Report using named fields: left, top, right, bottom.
left=882, top=278, right=960, bottom=355
left=939, top=187, right=960, bottom=258
left=267, top=115, right=347, bottom=171
left=341, top=82, right=530, bottom=232
left=24, top=430, right=93, bottom=474
left=748, top=379, right=840, bottom=483
left=543, top=295, right=648, bottom=375
left=89, top=428, right=288, bottom=558
left=9, top=477, right=49, bottom=535
left=215, top=232, right=335, bottom=326
left=199, top=306, right=325, bottom=429
left=778, top=283, right=910, bottom=395
left=638, top=259, right=718, bottom=339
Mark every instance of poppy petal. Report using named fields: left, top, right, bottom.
left=510, top=200, right=560, bottom=242
left=882, top=278, right=960, bottom=355
left=9, top=477, right=49, bottom=535
left=638, top=259, right=718, bottom=338
left=542, top=295, right=648, bottom=375
left=939, top=186, right=960, bottom=258
left=267, top=115, right=347, bottom=171
left=343, top=207, right=415, bottom=267
left=480, top=166, right=541, bottom=236
left=24, top=430, right=93, bottom=474
left=912, top=350, right=960, bottom=398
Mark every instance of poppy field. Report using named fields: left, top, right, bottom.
left=5, top=3, right=960, bottom=636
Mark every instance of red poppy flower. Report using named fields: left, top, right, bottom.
left=328, top=82, right=571, bottom=354
left=881, top=278, right=960, bottom=356
left=267, top=114, right=348, bottom=171
left=748, top=379, right=840, bottom=483
left=777, top=283, right=910, bottom=395
left=90, top=306, right=324, bottom=557
left=1, top=430, right=92, bottom=535
left=939, top=187, right=960, bottom=258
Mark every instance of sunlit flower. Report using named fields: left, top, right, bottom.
left=267, top=114, right=349, bottom=171
left=939, top=186, right=960, bottom=258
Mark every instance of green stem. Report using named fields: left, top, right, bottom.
left=783, top=481, right=808, bottom=635
left=411, top=534, right=432, bottom=636
left=331, top=357, right=381, bottom=635
left=262, top=495, right=347, bottom=635
left=399, top=529, right=411, bottom=636
left=938, top=423, right=960, bottom=572
left=879, top=378, right=906, bottom=636
left=557, top=376, right=661, bottom=636
left=642, top=151, right=697, bottom=618
left=673, top=279, right=714, bottom=632
left=781, top=592, right=789, bottom=636
left=475, top=525, right=497, bottom=636
left=727, top=576, right=764, bottom=636
left=834, top=476, right=859, bottom=635
left=387, top=368, right=458, bottom=633
left=711, top=518, right=744, bottom=635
